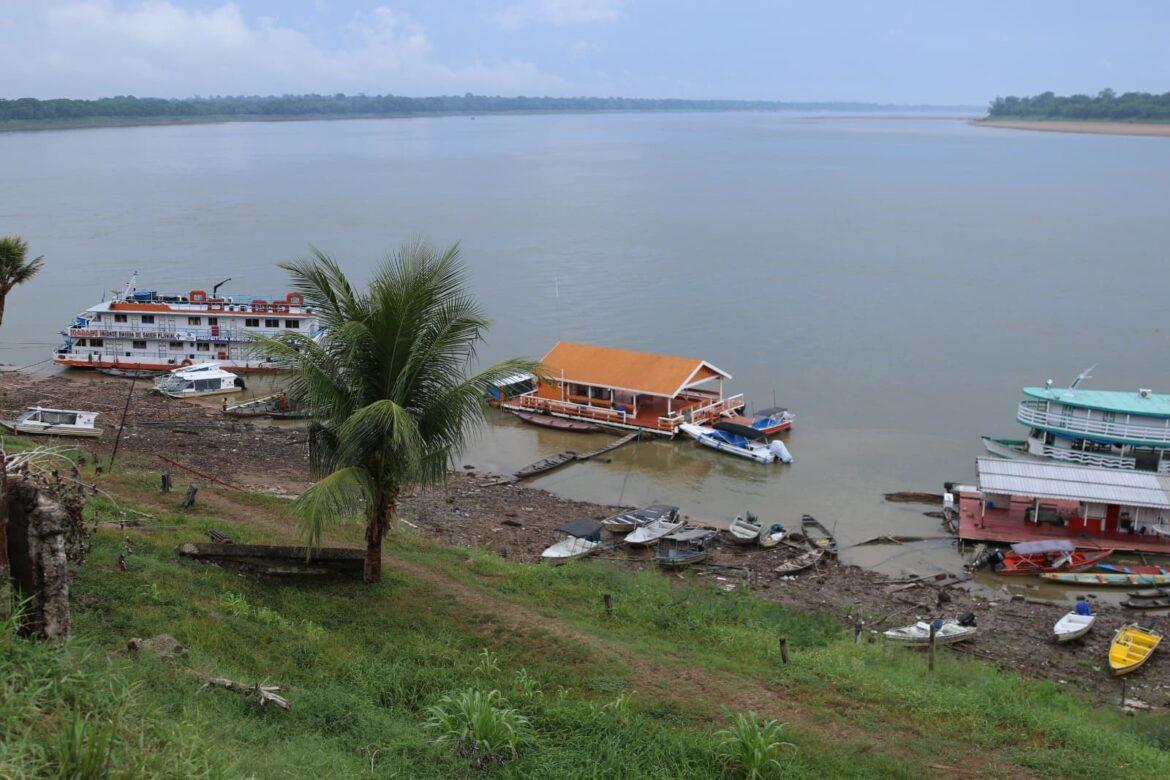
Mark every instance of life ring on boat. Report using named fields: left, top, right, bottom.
left=189, top=290, right=207, bottom=303
left=286, top=292, right=304, bottom=306
left=181, top=359, right=192, bottom=367
left=208, top=297, right=225, bottom=311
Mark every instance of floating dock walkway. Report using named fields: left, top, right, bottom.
left=486, top=431, right=642, bottom=485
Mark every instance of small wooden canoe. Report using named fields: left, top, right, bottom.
left=512, top=410, right=601, bottom=433
left=653, top=546, right=710, bottom=568
left=884, top=620, right=976, bottom=646
left=801, top=515, right=838, bottom=555
left=1098, top=563, right=1170, bottom=576
left=774, top=547, right=825, bottom=575
left=1053, top=611, right=1095, bottom=642
left=1122, top=597, right=1170, bottom=610
left=998, top=549, right=1113, bottom=576
left=1041, top=572, right=1170, bottom=587
left=758, top=521, right=787, bottom=549
left=514, top=451, right=577, bottom=479
left=1108, top=623, right=1163, bottom=675
left=1127, top=587, right=1170, bottom=599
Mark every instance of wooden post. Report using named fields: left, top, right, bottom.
left=928, top=622, right=937, bottom=673
left=779, top=635, right=789, bottom=665
left=161, top=472, right=172, bottom=493
left=182, top=482, right=198, bottom=509
left=854, top=621, right=863, bottom=644
left=107, top=375, right=137, bottom=471
left=603, top=593, right=613, bottom=618
left=1121, top=677, right=1127, bottom=707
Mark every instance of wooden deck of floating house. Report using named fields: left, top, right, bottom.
left=502, top=341, right=745, bottom=436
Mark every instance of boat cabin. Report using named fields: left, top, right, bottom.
left=502, top=341, right=743, bottom=436
left=956, top=457, right=1170, bottom=554
left=486, top=372, right=536, bottom=405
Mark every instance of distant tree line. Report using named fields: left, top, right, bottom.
left=0, top=93, right=936, bottom=123
left=988, top=89, right=1170, bottom=121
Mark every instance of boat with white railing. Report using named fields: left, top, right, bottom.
left=154, top=362, right=245, bottom=399
left=0, top=406, right=102, bottom=438
left=983, top=368, right=1170, bottom=474
left=52, top=272, right=320, bottom=373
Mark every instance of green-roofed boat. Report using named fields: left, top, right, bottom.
left=983, top=368, right=1170, bottom=475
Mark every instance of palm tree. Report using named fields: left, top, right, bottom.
left=254, top=240, right=536, bottom=583
left=0, top=236, right=45, bottom=328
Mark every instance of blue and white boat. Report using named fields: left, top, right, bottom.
left=679, top=422, right=792, bottom=464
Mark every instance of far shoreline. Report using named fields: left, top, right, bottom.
left=972, top=118, right=1170, bottom=138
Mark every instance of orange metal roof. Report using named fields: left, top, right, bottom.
left=539, top=342, right=731, bottom=397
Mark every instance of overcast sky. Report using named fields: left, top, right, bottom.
left=1, top=1, right=1167, bottom=105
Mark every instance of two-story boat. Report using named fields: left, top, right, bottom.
left=52, top=273, right=320, bottom=373
left=983, top=378, right=1170, bottom=474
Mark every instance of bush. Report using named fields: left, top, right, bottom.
left=423, top=689, right=528, bottom=768
left=715, top=711, right=793, bottom=779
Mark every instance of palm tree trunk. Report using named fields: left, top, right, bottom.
left=364, top=502, right=387, bottom=584
left=0, top=292, right=7, bottom=327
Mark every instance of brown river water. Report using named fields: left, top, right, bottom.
left=4, top=112, right=1170, bottom=580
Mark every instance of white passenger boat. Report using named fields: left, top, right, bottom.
left=52, top=272, right=320, bottom=373
left=0, top=406, right=102, bottom=438
left=679, top=422, right=792, bottom=464
left=153, top=362, right=245, bottom=399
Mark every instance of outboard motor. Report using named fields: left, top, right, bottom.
left=767, top=440, right=793, bottom=463
left=957, top=610, right=977, bottom=628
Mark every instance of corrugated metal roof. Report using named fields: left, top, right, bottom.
left=1023, top=386, right=1170, bottom=417
left=540, top=341, right=731, bottom=397
left=976, top=457, right=1170, bottom=509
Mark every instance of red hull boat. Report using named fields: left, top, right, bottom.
left=511, top=410, right=601, bottom=433
left=998, top=548, right=1113, bottom=575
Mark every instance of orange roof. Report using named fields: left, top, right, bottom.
left=539, top=342, right=731, bottom=397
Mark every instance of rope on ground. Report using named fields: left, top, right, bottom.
left=0, top=358, right=53, bottom=373
left=156, top=454, right=247, bottom=492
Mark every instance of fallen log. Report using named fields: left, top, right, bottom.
left=177, top=542, right=364, bottom=576
left=193, top=671, right=290, bottom=710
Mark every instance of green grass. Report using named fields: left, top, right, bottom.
left=3, top=453, right=1169, bottom=777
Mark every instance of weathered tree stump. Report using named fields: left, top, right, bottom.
left=3, top=477, right=72, bottom=640
left=182, top=482, right=198, bottom=508
left=161, top=472, right=173, bottom=493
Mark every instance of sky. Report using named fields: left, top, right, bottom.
left=0, top=1, right=1167, bottom=105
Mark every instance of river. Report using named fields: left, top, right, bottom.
left=3, top=112, right=1170, bottom=575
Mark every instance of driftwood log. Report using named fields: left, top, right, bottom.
left=191, top=671, right=290, bottom=709
left=3, top=477, right=72, bottom=639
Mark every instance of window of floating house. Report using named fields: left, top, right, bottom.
left=284, top=319, right=299, bottom=329
left=141, top=314, right=155, bottom=324
left=132, top=340, right=146, bottom=350
left=265, top=318, right=279, bottom=328
left=90, top=338, right=103, bottom=347
left=188, top=316, right=201, bottom=326
left=245, top=318, right=259, bottom=327
left=114, top=314, right=127, bottom=323
left=169, top=341, right=184, bottom=350
left=196, top=343, right=210, bottom=351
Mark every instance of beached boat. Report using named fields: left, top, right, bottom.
left=773, top=547, right=824, bottom=575
left=223, top=394, right=283, bottom=417
left=1041, top=571, right=1170, bottom=586
left=1127, top=587, right=1170, bottom=599
left=514, top=451, right=578, bottom=479
left=653, top=528, right=718, bottom=568
left=679, top=422, right=792, bottom=464
left=154, top=363, right=245, bottom=399
left=1098, top=563, right=1170, bottom=576
left=53, top=272, right=320, bottom=373
left=721, top=406, right=794, bottom=436
left=0, top=406, right=102, bottom=438
left=1053, top=601, right=1095, bottom=642
left=995, top=541, right=1113, bottom=575
left=541, top=519, right=603, bottom=564
left=726, top=515, right=763, bottom=545
left=98, top=367, right=162, bottom=379
left=511, top=410, right=601, bottom=433
left=600, top=504, right=679, bottom=535
left=1121, top=597, right=1170, bottom=610
left=884, top=619, right=977, bottom=646
left=801, top=515, right=838, bottom=555
left=625, top=515, right=686, bottom=547
left=758, top=521, right=787, bottom=548
left=1108, top=623, right=1163, bottom=675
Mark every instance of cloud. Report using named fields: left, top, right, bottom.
left=0, top=1, right=564, bottom=99
left=495, top=0, right=626, bottom=31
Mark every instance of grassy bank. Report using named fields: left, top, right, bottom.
left=3, top=450, right=1169, bottom=777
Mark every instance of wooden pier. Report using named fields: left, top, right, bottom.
left=490, top=431, right=642, bottom=485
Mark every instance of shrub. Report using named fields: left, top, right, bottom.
left=715, top=711, right=793, bottom=779
left=423, top=689, right=528, bottom=768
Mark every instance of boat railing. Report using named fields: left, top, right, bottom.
left=1037, top=444, right=1137, bottom=471
left=513, top=394, right=628, bottom=424
left=69, top=325, right=245, bottom=343
left=657, top=393, right=745, bottom=431
left=1018, top=400, right=1170, bottom=445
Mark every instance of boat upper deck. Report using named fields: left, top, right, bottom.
left=1023, top=386, right=1170, bottom=418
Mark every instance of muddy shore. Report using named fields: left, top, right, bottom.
left=972, top=118, right=1170, bottom=138
left=2, top=369, right=1165, bottom=706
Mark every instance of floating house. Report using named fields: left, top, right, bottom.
left=983, top=382, right=1170, bottom=474
left=955, top=457, right=1170, bottom=554
left=502, top=341, right=743, bottom=436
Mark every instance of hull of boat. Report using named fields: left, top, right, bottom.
left=800, top=516, right=838, bottom=555
left=160, top=387, right=242, bottom=399
left=512, top=410, right=600, bottom=433
left=1041, top=572, right=1170, bottom=586
left=998, top=549, right=1113, bottom=575
left=1109, top=625, right=1162, bottom=675
left=774, top=548, right=824, bottom=575
left=980, top=437, right=1034, bottom=460
left=625, top=521, right=683, bottom=547
left=1098, top=563, right=1170, bottom=576
left=0, top=421, right=102, bottom=438
left=883, top=624, right=976, bottom=646
left=1053, top=613, right=1095, bottom=642
left=58, top=357, right=287, bottom=374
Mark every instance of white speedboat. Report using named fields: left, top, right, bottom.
left=625, top=516, right=685, bottom=547
left=153, top=362, right=245, bottom=399
left=884, top=620, right=977, bottom=646
left=679, top=422, right=792, bottom=464
left=1053, top=603, right=1095, bottom=643
left=0, top=406, right=102, bottom=438
left=541, top=519, right=603, bottom=564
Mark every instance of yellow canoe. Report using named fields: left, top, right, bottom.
left=1108, top=624, right=1163, bottom=676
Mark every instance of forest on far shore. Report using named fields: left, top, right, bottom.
left=988, top=89, right=1170, bottom=121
